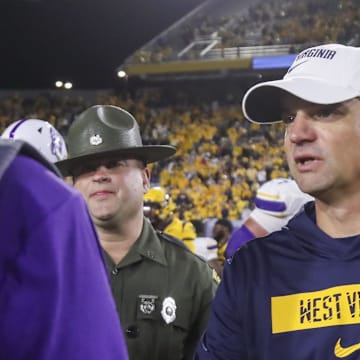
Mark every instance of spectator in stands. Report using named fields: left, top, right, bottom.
left=56, top=105, right=217, bottom=360
left=212, top=218, right=233, bottom=274
left=143, top=186, right=197, bottom=252
left=225, top=177, right=313, bottom=258
left=196, top=43, right=360, bottom=359
left=0, top=90, right=291, bottom=219
left=127, top=0, right=360, bottom=64
left=0, top=139, right=128, bottom=360
left=192, top=221, right=222, bottom=278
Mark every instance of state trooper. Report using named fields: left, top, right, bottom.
left=56, top=105, right=217, bottom=360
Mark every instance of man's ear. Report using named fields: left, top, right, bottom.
left=143, top=167, right=151, bottom=193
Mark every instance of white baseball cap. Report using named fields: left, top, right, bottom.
left=250, top=178, right=313, bottom=233
left=242, top=43, right=360, bottom=124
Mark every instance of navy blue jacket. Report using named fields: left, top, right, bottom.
left=196, top=202, right=360, bottom=359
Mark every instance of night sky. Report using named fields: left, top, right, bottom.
left=1, top=0, right=205, bottom=89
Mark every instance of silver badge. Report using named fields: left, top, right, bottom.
left=139, top=295, right=157, bottom=315
left=161, top=297, right=176, bottom=324
left=89, top=134, right=103, bottom=145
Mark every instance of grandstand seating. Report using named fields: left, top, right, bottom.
left=118, top=0, right=360, bottom=78
left=3, top=0, right=359, bottom=229
left=0, top=87, right=287, bottom=224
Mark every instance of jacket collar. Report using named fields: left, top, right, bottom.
left=106, top=218, right=168, bottom=268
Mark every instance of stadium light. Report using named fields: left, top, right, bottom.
left=117, top=70, right=127, bottom=78
left=55, top=80, right=73, bottom=89
left=64, top=82, right=73, bottom=89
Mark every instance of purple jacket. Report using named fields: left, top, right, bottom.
left=0, top=153, right=128, bottom=359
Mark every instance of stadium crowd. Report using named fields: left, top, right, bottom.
left=0, top=88, right=287, bottom=225
left=130, top=0, right=360, bottom=63
left=221, top=0, right=360, bottom=48
left=6, top=0, right=355, bottom=227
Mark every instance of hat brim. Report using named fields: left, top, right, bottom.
left=56, top=145, right=176, bottom=177
left=242, top=77, right=359, bottom=124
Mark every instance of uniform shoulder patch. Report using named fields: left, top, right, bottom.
left=156, top=230, right=189, bottom=251
left=157, top=231, right=216, bottom=270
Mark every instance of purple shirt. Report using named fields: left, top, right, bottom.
left=225, top=224, right=255, bottom=258
left=0, top=154, right=128, bottom=359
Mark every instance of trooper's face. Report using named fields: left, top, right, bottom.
left=73, top=158, right=150, bottom=227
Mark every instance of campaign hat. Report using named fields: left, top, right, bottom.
left=56, top=105, right=176, bottom=176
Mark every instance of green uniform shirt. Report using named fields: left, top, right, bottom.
left=103, top=218, right=217, bottom=360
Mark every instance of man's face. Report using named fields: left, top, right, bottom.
left=73, top=157, right=150, bottom=227
left=283, top=95, right=360, bottom=201
left=213, top=224, right=228, bottom=244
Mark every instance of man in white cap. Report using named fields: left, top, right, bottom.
left=196, top=44, right=360, bottom=359
left=225, top=177, right=313, bottom=258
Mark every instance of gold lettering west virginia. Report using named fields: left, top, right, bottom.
left=271, top=284, right=360, bottom=334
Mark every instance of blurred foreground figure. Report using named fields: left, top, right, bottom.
left=226, top=177, right=313, bottom=258
left=0, top=139, right=128, bottom=359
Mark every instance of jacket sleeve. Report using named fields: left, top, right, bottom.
left=184, top=261, right=218, bottom=359
left=195, top=258, right=247, bottom=359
